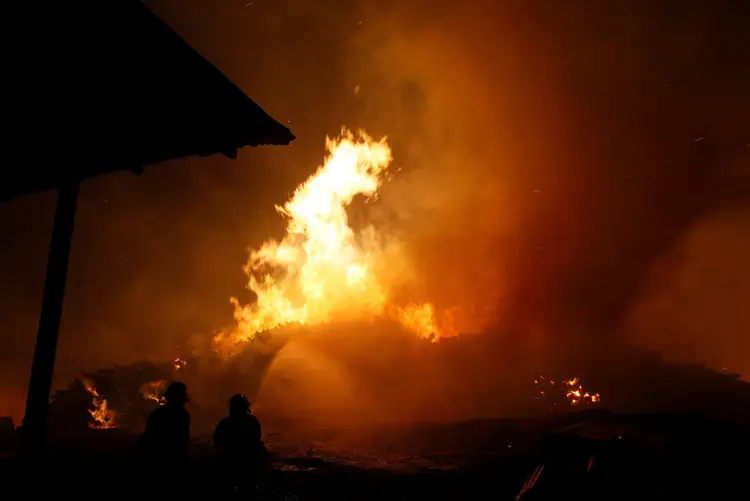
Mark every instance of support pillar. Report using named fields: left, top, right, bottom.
left=20, top=181, right=80, bottom=460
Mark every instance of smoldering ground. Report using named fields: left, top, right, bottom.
left=0, top=0, right=748, bottom=424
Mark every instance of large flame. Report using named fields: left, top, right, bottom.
left=216, top=129, right=444, bottom=349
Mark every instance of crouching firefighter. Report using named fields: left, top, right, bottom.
left=213, top=394, right=269, bottom=491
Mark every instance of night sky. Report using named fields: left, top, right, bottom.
left=1, top=0, right=748, bottom=422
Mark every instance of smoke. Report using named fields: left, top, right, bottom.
left=338, top=0, right=750, bottom=360
left=625, top=208, right=750, bottom=377
left=254, top=320, right=536, bottom=427
left=252, top=0, right=749, bottom=417
left=0, top=0, right=748, bottom=424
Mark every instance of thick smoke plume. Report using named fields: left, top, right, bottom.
left=339, top=0, right=750, bottom=362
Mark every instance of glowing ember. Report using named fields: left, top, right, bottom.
left=173, top=358, right=187, bottom=371
left=215, top=128, right=445, bottom=349
left=81, top=378, right=117, bottom=429
left=534, top=375, right=601, bottom=407
left=139, top=380, right=168, bottom=406
left=563, top=377, right=601, bottom=405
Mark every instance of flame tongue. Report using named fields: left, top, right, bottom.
left=216, top=128, right=443, bottom=349
left=82, top=378, right=117, bottom=429
left=140, top=380, right=168, bottom=406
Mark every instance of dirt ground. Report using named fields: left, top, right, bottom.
left=0, top=413, right=747, bottom=500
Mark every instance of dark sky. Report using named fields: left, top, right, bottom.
left=1, top=0, right=748, bottom=421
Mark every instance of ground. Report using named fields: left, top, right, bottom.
left=0, top=412, right=747, bottom=499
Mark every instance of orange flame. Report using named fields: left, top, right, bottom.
left=139, top=380, right=168, bottom=406
left=563, top=377, right=601, bottom=405
left=534, top=375, right=601, bottom=406
left=393, top=303, right=441, bottom=342
left=81, top=378, right=117, bottom=429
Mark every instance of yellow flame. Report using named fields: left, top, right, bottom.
left=215, top=129, right=445, bottom=349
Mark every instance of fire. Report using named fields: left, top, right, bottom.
left=173, top=358, right=187, bottom=371
left=81, top=378, right=117, bottom=429
left=140, top=380, right=168, bottom=406
left=394, top=303, right=441, bottom=341
left=215, top=129, right=445, bottom=349
left=534, top=375, right=601, bottom=407
left=563, top=377, right=601, bottom=405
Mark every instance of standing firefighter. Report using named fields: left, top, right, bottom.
left=213, top=394, right=268, bottom=490
left=141, top=381, right=191, bottom=463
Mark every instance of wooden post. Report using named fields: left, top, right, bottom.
left=20, top=181, right=80, bottom=460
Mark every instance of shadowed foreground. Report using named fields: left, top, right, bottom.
left=1, top=411, right=747, bottom=500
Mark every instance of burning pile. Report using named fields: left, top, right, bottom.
left=83, top=361, right=189, bottom=425
left=215, top=129, right=450, bottom=351
left=68, top=129, right=463, bottom=428
left=48, top=360, right=183, bottom=433
left=49, top=128, right=750, bottom=432
left=47, top=345, right=284, bottom=434
left=562, top=378, right=601, bottom=405
left=55, top=129, right=609, bottom=430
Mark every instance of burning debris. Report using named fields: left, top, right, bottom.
left=79, top=377, right=171, bottom=429
left=81, top=378, right=117, bottom=429
left=563, top=378, right=601, bottom=405
left=47, top=361, right=183, bottom=433
left=45, top=341, right=284, bottom=435
left=40, top=341, right=750, bottom=437
left=139, top=380, right=168, bottom=406
left=534, top=374, right=602, bottom=410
